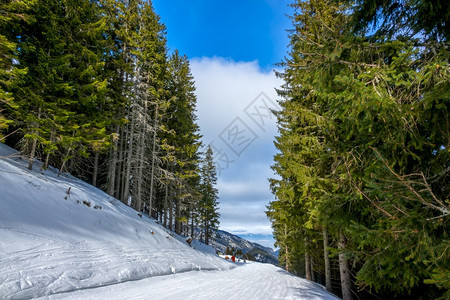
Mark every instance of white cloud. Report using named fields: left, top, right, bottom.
left=218, top=178, right=269, bottom=198
left=191, top=57, right=282, bottom=146
left=191, top=57, right=283, bottom=242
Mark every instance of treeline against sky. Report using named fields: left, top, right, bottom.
left=0, top=0, right=219, bottom=243
left=268, top=0, right=449, bottom=299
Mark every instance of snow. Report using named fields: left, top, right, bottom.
left=40, top=263, right=338, bottom=300
left=0, top=143, right=338, bottom=299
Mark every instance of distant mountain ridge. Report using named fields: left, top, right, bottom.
left=212, top=230, right=278, bottom=265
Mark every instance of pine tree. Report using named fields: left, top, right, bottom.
left=0, top=0, right=34, bottom=141
left=164, top=50, right=202, bottom=234
left=199, top=145, right=220, bottom=245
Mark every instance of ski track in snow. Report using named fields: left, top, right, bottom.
left=0, top=144, right=338, bottom=300
left=37, top=263, right=338, bottom=300
left=1, top=227, right=230, bottom=299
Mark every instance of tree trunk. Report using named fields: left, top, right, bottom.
left=190, top=208, right=194, bottom=237
left=120, top=46, right=132, bottom=203
left=28, top=107, right=41, bottom=170
left=58, top=147, right=72, bottom=177
left=168, top=184, right=173, bottom=230
left=285, top=245, right=290, bottom=272
left=175, top=193, right=181, bottom=234
left=284, top=225, right=290, bottom=272
left=43, top=152, right=50, bottom=171
left=92, top=151, right=99, bottom=187
left=122, top=104, right=136, bottom=205
left=134, top=120, right=146, bottom=211
left=148, top=103, right=158, bottom=217
left=107, top=124, right=119, bottom=197
left=205, top=221, right=209, bottom=245
left=339, top=230, right=352, bottom=300
left=135, top=79, right=150, bottom=212
left=164, top=180, right=168, bottom=228
left=323, top=226, right=332, bottom=292
left=43, top=130, right=54, bottom=171
left=118, top=125, right=127, bottom=201
left=134, top=139, right=143, bottom=211
left=305, top=236, right=312, bottom=280
left=305, top=251, right=312, bottom=280
left=28, top=137, right=37, bottom=170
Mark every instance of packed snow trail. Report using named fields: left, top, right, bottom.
left=37, top=262, right=338, bottom=300
left=0, top=143, right=338, bottom=299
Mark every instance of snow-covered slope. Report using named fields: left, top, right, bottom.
left=46, top=262, right=339, bottom=300
left=0, top=144, right=232, bottom=299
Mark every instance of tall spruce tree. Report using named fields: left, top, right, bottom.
left=0, top=0, right=34, bottom=141
left=199, top=145, right=220, bottom=245
left=164, top=50, right=202, bottom=234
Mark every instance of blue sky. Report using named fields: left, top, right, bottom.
left=153, top=0, right=293, bottom=249
left=153, top=0, right=293, bottom=70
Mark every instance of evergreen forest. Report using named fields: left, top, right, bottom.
left=267, top=0, right=449, bottom=299
left=0, top=0, right=219, bottom=244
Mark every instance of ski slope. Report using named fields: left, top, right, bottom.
left=0, top=143, right=338, bottom=299
left=42, top=262, right=338, bottom=300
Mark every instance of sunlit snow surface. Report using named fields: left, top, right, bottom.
left=0, top=144, right=337, bottom=299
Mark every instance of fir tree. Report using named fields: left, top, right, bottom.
left=199, top=145, right=220, bottom=245
left=164, top=50, right=202, bottom=234
left=0, top=0, right=34, bottom=141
